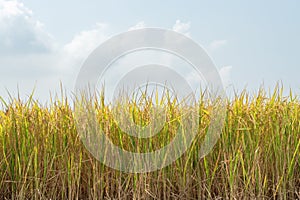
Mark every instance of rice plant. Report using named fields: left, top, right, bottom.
left=0, top=86, right=299, bottom=199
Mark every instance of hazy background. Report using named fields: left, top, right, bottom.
left=0, top=0, right=299, bottom=104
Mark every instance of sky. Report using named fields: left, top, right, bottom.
left=0, top=0, right=299, bottom=104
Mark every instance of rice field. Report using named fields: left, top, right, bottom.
left=0, top=86, right=299, bottom=199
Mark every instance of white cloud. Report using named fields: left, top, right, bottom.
left=0, top=6, right=222, bottom=103
left=0, top=0, right=32, bottom=18
left=219, top=66, right=232, bottom=88
left=0, top=0, right=105, bottom=102
left=208, top=39, right=228, bottom=53
left=0, top=0, right=55, bottom=55
left=62, top=23, right=109, bottom=68
left=172, top=20, right=191, bottom=36
left=0, top=0, right=61, bottom=102
left=128, top=21, right=146, bottom=30
left=129, top=20, right=191, bottom=35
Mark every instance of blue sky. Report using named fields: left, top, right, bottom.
left=0, top=0, right=299, bottom=103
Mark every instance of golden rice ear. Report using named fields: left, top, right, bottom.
left=0, top=86, right=299, bottom=198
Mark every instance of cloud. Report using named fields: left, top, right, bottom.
left=0, top=3, right=110, bottom=98
left=0, top=0, right=60, bottom=98
left=208, top=40, right=227, bottom=53
left=62, top=23, right=109, bottom=68
left=128, top=21, right=146, bottom=30
left=0, top=6, right=225, bottom=103
left=219, top=66, right=232, bottom=88
left=172, top=20, right=191, bottom=36
left=0, top=0, right=55, bottom=55
left=0, top=0, right=31, bottom=17
left=129, top=20, right=191, bottom=35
